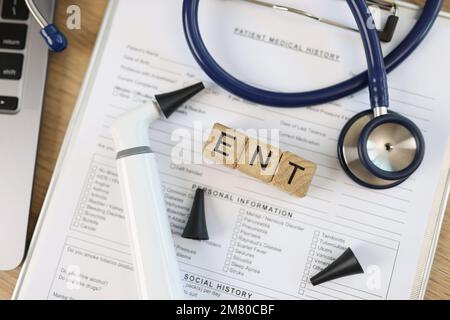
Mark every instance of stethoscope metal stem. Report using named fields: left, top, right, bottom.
left=25, top=0, right=48, bottom=28
left=373, top=106, right=388, bottom=117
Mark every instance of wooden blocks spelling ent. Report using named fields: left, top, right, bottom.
left=203, top=123, right=317, bottom=198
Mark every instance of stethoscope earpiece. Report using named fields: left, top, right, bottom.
left=40, top=24, right=68, bottom=52
left=25, top=0, right=68, bottom=52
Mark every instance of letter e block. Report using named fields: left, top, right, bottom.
left=237, top=137, right=281, bottom=183
left=203, top=123, right=248, bottom=168
left=271, top=151, right=317, bottom=197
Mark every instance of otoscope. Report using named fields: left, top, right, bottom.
left=111, top=83, right=205, bottom=299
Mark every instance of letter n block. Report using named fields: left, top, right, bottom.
left=271, top=151, right=317, bottom=197
left=203, top=123, right=248, bottom=168
left=237, top=137, right=281, bottom=183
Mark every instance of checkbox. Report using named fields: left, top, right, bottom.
left=232, top=235, right=237, bottom=240
left=300, top=283, right=306, bottom=288
left=74, top=223, right=79, bottom=227
left=309, top=250, right=315, bottom=255
left=314, top=231, right=320, bottom=236
left=223, top=267, right=229, bottom=272
left=307, top=257, right=313, bottom=262
left=225, top=260, right=230, bottom=266
left=302, top=276, right=308, bottom=282
left=311, top=244, right=316, bottom=249
left=233, top=227, right=240, bottom=232
left=303, top=270, right=309, bottom=276
left=299, top=290, right=304, bottom=295
left=306, top=263, right=311, bottom=269
left=227, top=254, right=232, bottom=259
left=231, top=241, right=236, bottom=246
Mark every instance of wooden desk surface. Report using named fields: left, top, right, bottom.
left=0, top=0, right=448, bottom=300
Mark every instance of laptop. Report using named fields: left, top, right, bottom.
left=0, top=0, right=54, bottom=270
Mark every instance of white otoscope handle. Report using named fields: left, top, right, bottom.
left=112, top=103, right=184, bottom=300
left=116, top=152, right=183, bottom=299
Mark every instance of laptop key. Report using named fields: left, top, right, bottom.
left=0, top=52, right=24, bottom=80
left=1, top=0, right=29, bottom=20
left=0, top=96, right=19, bottom=111
left=0, top=23, right=27, bottom=50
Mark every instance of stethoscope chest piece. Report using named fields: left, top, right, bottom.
left=338, top=110, right=425, bottom=189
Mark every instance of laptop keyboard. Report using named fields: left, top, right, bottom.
left=0, top=0, right=29, bottom=113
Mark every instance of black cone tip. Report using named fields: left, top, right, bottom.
left=310, top=248, right=364, bottom=286
left=182, top=188, right=209, bottom=241
left=155, top=82, right=205, bottom=119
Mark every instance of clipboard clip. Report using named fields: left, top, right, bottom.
left=241, top=0, right=399, bottom=42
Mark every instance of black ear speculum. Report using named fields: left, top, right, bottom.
left=310, top=248, right=364, bottom=286
left=182, top=188, right=209, bottom=241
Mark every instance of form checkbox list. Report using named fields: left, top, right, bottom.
left=73, top=165, right=98, bottom=229
left=90, top=166, right=98, bottom=178
left=299, top=231, right=320, bottom=296
left=223, top=209, right=243, bottom=272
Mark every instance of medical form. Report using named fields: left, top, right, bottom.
left=14, top=0, right=450, bottom=300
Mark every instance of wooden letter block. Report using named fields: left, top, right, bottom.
left=271, top=151, right=317, bottom=198
left=237, top=137, right=281, bottom=183
left=203, top=123, right=248, bottom=168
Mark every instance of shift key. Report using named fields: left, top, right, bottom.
left=0, top=52, right=23, bottom=80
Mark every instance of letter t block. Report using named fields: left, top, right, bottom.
left=203, top=123, right=248, bottom=168
left=271, top=151, right=317, bottom=197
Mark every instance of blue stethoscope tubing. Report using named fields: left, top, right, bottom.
left=182, top=0, right=442, bottom=107
left=347, top=0, right=389, bottom=109
left=343, top=0, right=425, bottom=184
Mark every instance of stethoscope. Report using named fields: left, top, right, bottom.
left=183, top=0, right=441, bottom=189
left=27, top=0, right=442, bottom=189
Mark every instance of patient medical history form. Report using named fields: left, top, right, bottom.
left=14, top=0, right=450, bottom=300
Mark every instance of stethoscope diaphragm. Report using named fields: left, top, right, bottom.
left=338, top=110, right=424, bottom=189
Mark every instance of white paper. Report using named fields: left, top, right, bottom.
left=15, top=0, right=450, bottom=300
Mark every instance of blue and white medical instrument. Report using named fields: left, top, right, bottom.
left=183, top=0, right=442, bottom=189
left=25, top=0, right=67, bottom=52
